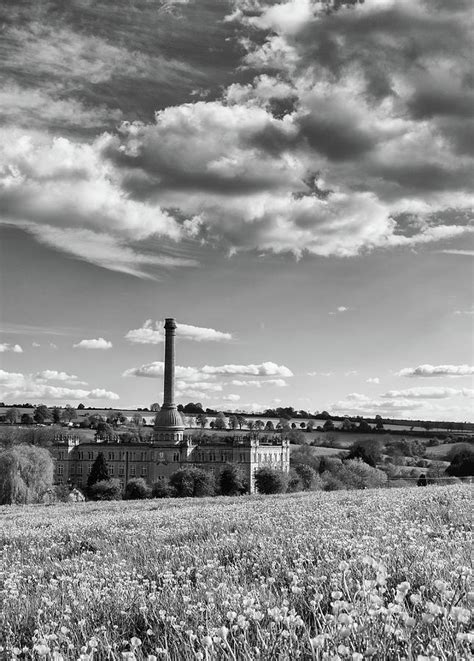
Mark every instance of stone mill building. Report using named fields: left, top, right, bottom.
left=51, top=318, right=290, bottom=493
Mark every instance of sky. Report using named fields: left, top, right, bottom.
left=0, top=0, right=473, bottom=421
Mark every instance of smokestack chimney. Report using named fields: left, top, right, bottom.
left=163, top=318, right=177, bottom=408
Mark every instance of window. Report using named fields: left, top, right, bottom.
left=88, top=451, right=94, bottom=460
left=130, top=466, right=136, bottom=476
left=77, top=466, right=82, bottom=475
left=108, top=452, right=114, bottom=461
left=58, top=451, right=64, bottom=460
left=240, top=453, right=245, bottom=462
left=78, top=452, right=83, bottom=460
left=141, top=452, right=147, bottom=461
left=57, top=464, right=63, bottom=475
left=119, top=466, right=125, bottom=476
left=141, top=466, right=147, bottom=476
left=109, top=466, right=114, bottom=476
left=173, top=452, right=179, bottom=461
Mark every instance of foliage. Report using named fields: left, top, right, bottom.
left=169, top=468, right=215, bottom=497
left=5, top=408, right=20, bottom=424
left=124, top=478, right=151, bottom=500
left=196, top=414, right=207, bottom=429
left=151, top=480, right=174, bottom=498
left=62, top=405, right=76, bottom=423
left=336, top=459, right=388, bottom=489
left=323, top=418, right=335, bottom=431
left=33, top=405, right=50, bottom=424
left=254, top=467, right=286, bottom=494
left=445, top=448, right=474, bottom=477
left=0, top=444, right=54, bottom=504
left=0, top=487, right=471, bottom=659
left=150, top=403, right=161, bottom=412
left=88, top=479, right=122, bottom=501
left=87, top=453, right=109, bottom=488
left=20, top=413, right=33, bottom=425
left=287, top=429, right=305, bottom=444
left=294, top=463, right=318, bottom=490
left=228, top=415, right=238, bottom=430
left=347, top=439, right=382, bottom=467
left=218, top=464, right=244, bottom=496
left=214, top=413, right=227, bottom=431
left=51, top=407, right=62, bottom=424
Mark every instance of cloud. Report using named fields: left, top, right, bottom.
left=366, top=377, right=380, bottom=384
left=202, top=362, right=293, bottom=377
left=0, top=369, right=119, bottom=401
left=32, top=342, right=41, bottom=348
left=344, top=370, right=358, bottom=377
left=230, top=378, right=288, bottom=387
left=329, top=306, right=350, bottom=315
left=307, top=371, right=333, bottom=377
left=0, top=343, right=23, bottom=353
left=397, top=364, right=474, bottom=378
left=125, top=320, right=232, bottom=344
left=223, top=394, right=241, bottom=402
left=439, top=250, right=474, bottom=256
left=454, top=309, right=474, bottom=315
left=35, top=370, right=88, bottom=386
left=73, top=337, right=113, bottom=350
left=382, top=387, right=474, bottom=399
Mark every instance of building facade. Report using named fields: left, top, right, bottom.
left=51, top=318, right=290, bottom=494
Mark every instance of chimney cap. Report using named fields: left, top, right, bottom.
left=164, top=318, right=177, bottom=330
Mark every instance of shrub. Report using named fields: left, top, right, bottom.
left=446, top=448, right=474, bottom=477
left=338, top=459, right=388, bottom=489
left=286, top=469, right=302, bottom=493
left=124, top=478, right=151, bottom=500
left=151, top=480, right=174, bottom=498
left=347, top=439, right=382, bottom=467
left=294, top=463, right=318, bottom=490
left=219, top=464, right=245, bottom=496
left=87, top=453, right=109, bottom=489
left=254, top=467, right=287, bottom=494
left=88, top=479, right=122, bottom=501
left=169, top=468, right=215, bottom=497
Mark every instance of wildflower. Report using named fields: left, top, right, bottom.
left=130, top=638, right=142, bottom=648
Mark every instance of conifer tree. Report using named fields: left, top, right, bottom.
left=87, top=452, right=109, bottom=487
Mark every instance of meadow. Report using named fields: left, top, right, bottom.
left=0, top=486, right=472, bottom=660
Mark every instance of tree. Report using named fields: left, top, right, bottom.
left=294, top=463, right=318, bottom=490
left=357, top=420, right=372, bottom=433
left=236, top=415, right=246, bottom=430
left=323, top=419, right=335, bottom=431
left=150, top=403, right=161, bottom=412
left=254, top=420, right=264, bottom=431
left=306, top=420, right=315, bottom=432
left=288, top=429, right=306, bottom=445
left=287, top=469, right=302, bottom=493
left=96, top=421, right=113, bottom=438
left=169, top=467, right=215, bottom=497
left=446, top=448, right=474, bottom=477
left=88, top=479, right=122, bottom=501
left=254, top=467, right=287, bottom=494
left=33, top=404, right=50, bottom=425
left=347, top=439, right=382, bottom=468
left=62, top=405, right=76, bottom=423
left=131, top=412, right=143, bottom=427
left=196, top=414, right=208, bottom=429
left=152, top=480, right=173, bottom=498
left=51, top=407, right=61, bottom=424
left=247, top=419, right=255, bottom=431
left=278, top=418, right=290, bottom=432
left=214, top=413, right=227, bottom=431
left=87, top=452, right=109, bottom=488
left=228, top=415, right=238, bottom=431
left=265, top=420, right=274, bottom=431
left=77, top=403, right=85, bottom=410
left=0, top=444, right=54, bottom=504
left=107, top=411, right=125, bottom=427
left=337, top=459, right=388, bottom=489
left=375, top=415, right=384, bottom=431
left=219, top=464, right=244, bottom=496
left=20, top=413, right=33, bottom=425
left=340, top=418, right=353, bottom=432
left=5, top=408, right=20, bottom=424
left=124, top=478, right=151, bottom=500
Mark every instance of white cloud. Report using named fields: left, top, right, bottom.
left=32, top=342, right=41, bottom=348
left=223, top=394, right=241, bottom=402
left=307, top=371, right=333, bottom=377
left=344, top=370, right=358, bottom=377
left=366, top=377, right=380, bottom=384
left=439, top=250, right=474, bottom=256
left=125, top=320, right=232, bottom=344
left=73, top=337, right=113, bottom=350
left=35, top=370, right=88, bottom=386
left=397, top=364, right=474, bottom=378
left=0, top=343, right=23, bottom=353
left=202, top=362, right=293, bottom=377
left=454, top=309, right=474, bottom=315
left=383, top=387, right=474, bottom=399
left=329, top=306, right=350, bottom=315
left=231, top=378, right=288, bottom=387
left=0, top=369, right=119, bottom=401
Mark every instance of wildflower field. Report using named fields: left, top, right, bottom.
left=0, top=486, right=472, bottom=660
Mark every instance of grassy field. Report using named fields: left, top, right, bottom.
left=0, top=486, right=472, bottom=660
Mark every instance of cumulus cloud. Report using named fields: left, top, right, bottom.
left=1, top=0, right=472, bottom=274
left=307, top=371, right=333, bottom=377
left=0, top=343, right=23, bottom=353
left=366, top=378, right=380, bottom=384
left=35, top=370, right=88, bottom=386
left=223, top=394, right=241, bottom=402
left=397, top=364, right=474, bottom=378
left=124, top=360, right=292, bottom=380
left=230, top=378, right=288, bottom=387
left=0, top=369, right=119, bottom=401
left=73, top=337, right=113, bottom=350
left=125, top=320, right=232, bottom=344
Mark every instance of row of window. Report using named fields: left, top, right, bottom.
left=56, top=464, right=147, bottom=477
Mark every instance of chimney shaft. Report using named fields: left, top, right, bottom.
left=163, top=318, right=177, bottom=408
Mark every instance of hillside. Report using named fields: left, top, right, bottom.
left=0, top=486, right=471, bottom=660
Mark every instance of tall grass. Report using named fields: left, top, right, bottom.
left=0, top=486, right=471, bottom=659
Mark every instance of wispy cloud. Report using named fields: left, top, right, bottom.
left=125, top=320, right=232, bottom=344
left=397, top=364, right=474, bottom=378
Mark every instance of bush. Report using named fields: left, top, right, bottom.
left=169, top=468, right=215, bottom=497
left=347, top=439, right=382, bottom=467
left=446, top=448, right=474, bottom=477
left=286, top=469, right=302, bottom=493
left=88, top=479, right=122, bottom=501
left=219, top=464, right=245, bottom=496
left=254, top=467, right=287, bottom=494
left=338, top=459, right=388, bottom=489
left=294, top=463, right=318, bottom=490
left=151, top=480, right=174, bottom=498
left=124, top=478, right=151, bottom=500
